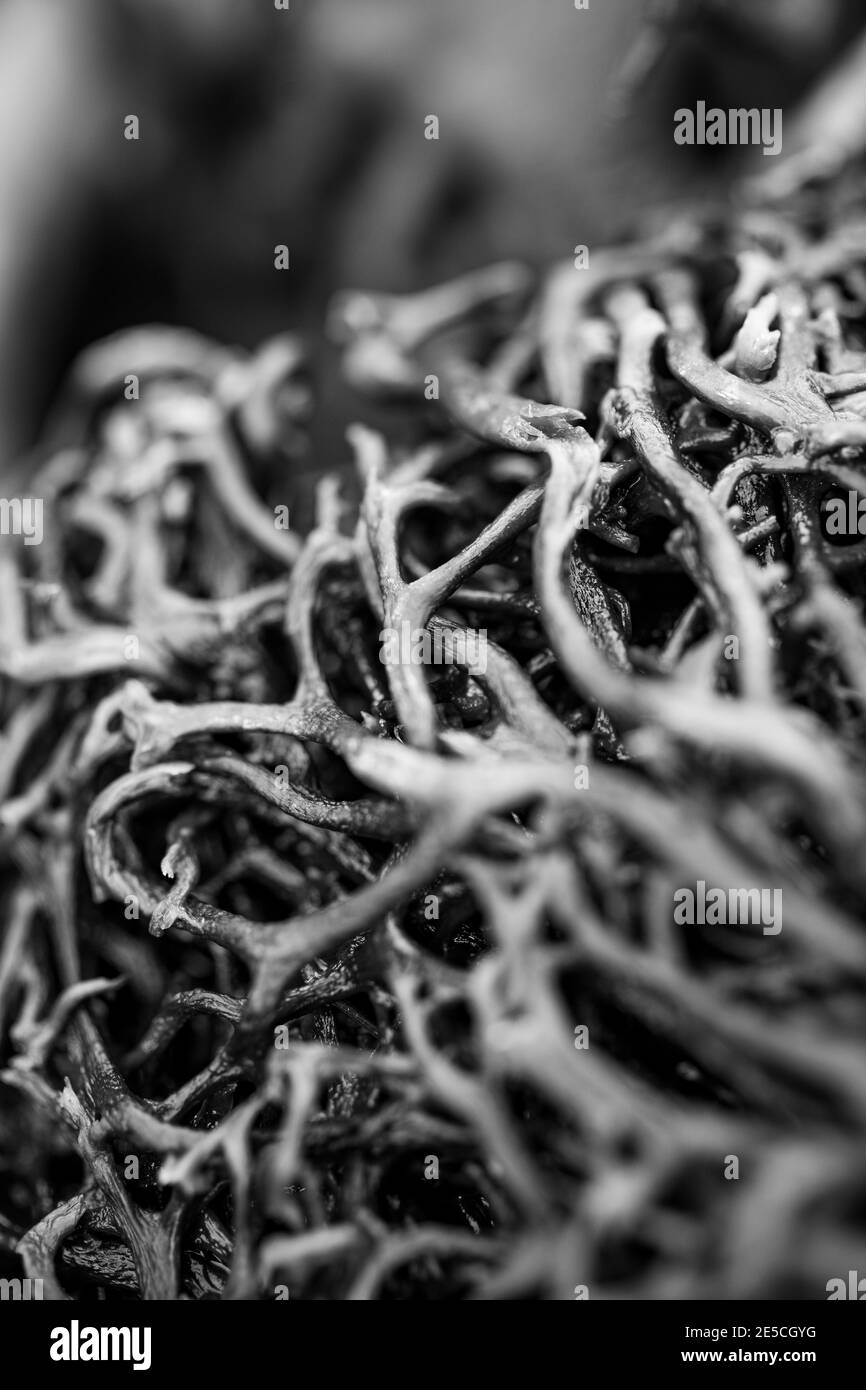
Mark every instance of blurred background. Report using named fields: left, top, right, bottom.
left=0, top=0, right=864, bottom=484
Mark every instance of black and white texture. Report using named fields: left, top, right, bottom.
left=1, top=0, right=866, bottom=1304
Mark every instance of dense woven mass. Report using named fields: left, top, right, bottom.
left=2, top=181, right=866, bottom=1300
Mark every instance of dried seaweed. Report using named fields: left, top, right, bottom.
left=2, top=176, right=866, bottom=1301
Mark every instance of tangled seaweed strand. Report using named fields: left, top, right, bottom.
left=2, top=183, right=866, bottom=1301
